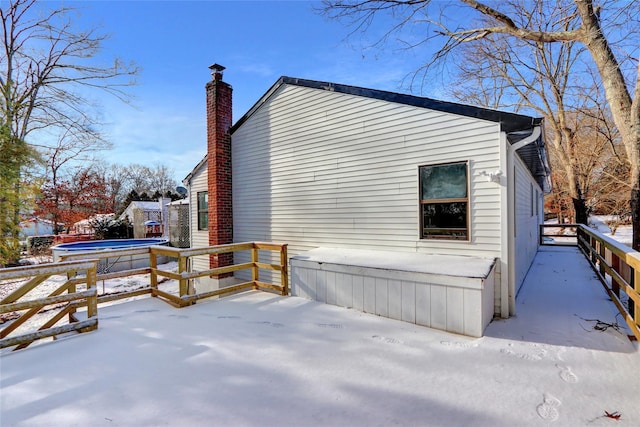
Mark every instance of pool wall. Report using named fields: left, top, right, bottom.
left=52, top=238, right=169, bottom=273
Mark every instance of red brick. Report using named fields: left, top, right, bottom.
left=206, top=66, right=234, bottom=277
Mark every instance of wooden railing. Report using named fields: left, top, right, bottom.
left=1, top=242, right=288, bottom=352
left=57, top=246, right=156, bottom=304
left=0, top=260, right=98, bottom=351
left=541, top=223, right=640, bottom=341
left=576, top=226, right=640, bottom=341
left=540, top=224, right=579, bottom=246
left=56, top=242, right=288, bottom=307
left=149, top=242, right=289, bottom=307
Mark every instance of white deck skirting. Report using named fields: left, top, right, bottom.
left=291, top=248, right=496, bottom=337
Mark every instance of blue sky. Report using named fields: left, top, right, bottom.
left=37, top=0, right=445, bottom=181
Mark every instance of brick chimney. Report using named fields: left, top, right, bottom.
left=206, top=63, right=233, bottom=276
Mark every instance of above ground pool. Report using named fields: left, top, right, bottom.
left=52, top=238, right=169, bottom=273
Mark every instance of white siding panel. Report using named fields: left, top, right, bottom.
left=375, top=278, right=389, bottom=317
left=388, top=279, right=402, bottom=321
left=232, top=84, right=504, bottom=278
left=187, top=164, right=211, bottom=274
left=463, top=288, right=482, bottom=337
left=415, top=284, right=431, bottom=327
left=401, top=281, right=416, bottom=323
left=514, top=155, right=541, bottom=294
left=353, top=275, right=364, bottom=311
left=316, top=270, right=327, bottom=303
left=446, top=287, right=464, bottom=334
left=336, top=273, right=353, bottom=308
left=326, top=271, right=337, bottom=305
left=363, top=276, right=376, bottom=314
left=430, top=285, right=447, bottom=331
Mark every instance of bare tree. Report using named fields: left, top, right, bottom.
left=448, top=7, right=597, bottom=223
left=94, top=162, right=128, bottom=214
left=0, top=0, right=138, bottom=264
left=322, top=0, right=640, bottom=249
left=121, top=163, right=178, bottom=198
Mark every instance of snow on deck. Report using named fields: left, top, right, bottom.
left=292, top=247, right=495, bottom=278
left=1, top=247, right=639, bottom=426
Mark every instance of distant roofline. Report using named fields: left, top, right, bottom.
left=184, top=155, right=208, bottom=184
left=230, top=76, right=543, bottom=134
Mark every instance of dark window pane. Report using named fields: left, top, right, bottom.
left=420, top=163, right=467, bottom=200
left=197, top=191, right=208, bottom=230
left=198, top=212, right=208, bottom=230
left=422, top=202, right=468, bottom=239
left=198, top=192, right=208, bottom=210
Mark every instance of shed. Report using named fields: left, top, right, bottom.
left=167, top=199, right=190, bottom=248
left=185, top=65, right=550, bottom=336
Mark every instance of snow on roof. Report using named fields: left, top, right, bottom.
left=292, top=247, right=496, bottom=279
left=73, top=213, right=114, bottom=227
left=129, top=201, right=160, bottom=211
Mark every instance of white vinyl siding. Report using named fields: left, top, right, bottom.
left=188, top=163, right=210, bottom=273
left=513, top=154, right=542, bottom=293
left=232, top=84, right=503, bottom=281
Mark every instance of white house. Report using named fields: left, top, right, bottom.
left=184, top=65, right=549, bottom=336
left=119, top=199, right=171, bottom=238
left=19, top=217, right=54, bottom=239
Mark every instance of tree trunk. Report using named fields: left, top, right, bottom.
left=563, top=158, right=589, bottom=225
left=572, top=197, right=589, bottom=225
left=631, top=186, right=640, bottom=251
left=575, top=1, right=639, bottom=248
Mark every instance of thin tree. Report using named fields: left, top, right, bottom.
left=322, top=0, right=640, bottom=250
left=0, top=0, right=138, bottom=265
left=41, top=128, right=111, bottom=233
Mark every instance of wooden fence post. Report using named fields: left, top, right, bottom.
left=178, top=255, right=188, bottom=302
left=632, top=266, right=638, bottom=324
left=578, top=226, right=586, bottom=253
left=251, top=245, right=259, bottom=290
left=150, top=249, right=158, bottom=296
left=599, top=241, right=606, bottom=277
left=611, top=254, right=621, bottom=298
left=86, top=264, right=98, bottom=324
left=539, top=225, right=543, bottom=246
left=280, top=244, right=288, bottom=296
left=67, top=270, right=77, bottom=322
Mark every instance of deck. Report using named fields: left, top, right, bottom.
left=1, top=246, right=638, bottom=426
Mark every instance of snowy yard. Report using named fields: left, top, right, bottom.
left=544, top=215, right=633, bottom=248
left=1, top=246, right=639, bottom=426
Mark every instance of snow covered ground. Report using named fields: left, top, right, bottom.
left=543, top=215, right=633, bottom=248
left=1, top=246, right=639, bottom=426
left=589, top=215, right=633, bottom=247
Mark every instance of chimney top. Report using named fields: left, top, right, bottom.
left=209, top=63, right=225, bottom=80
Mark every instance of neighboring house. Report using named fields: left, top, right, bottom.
left=119, top=199, right=170, bottom=238
left=19, top=217, right=54, bottom=239
left=185, top=65, right=549, bottom=336
left=71, top=213, right=115, bottom=235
